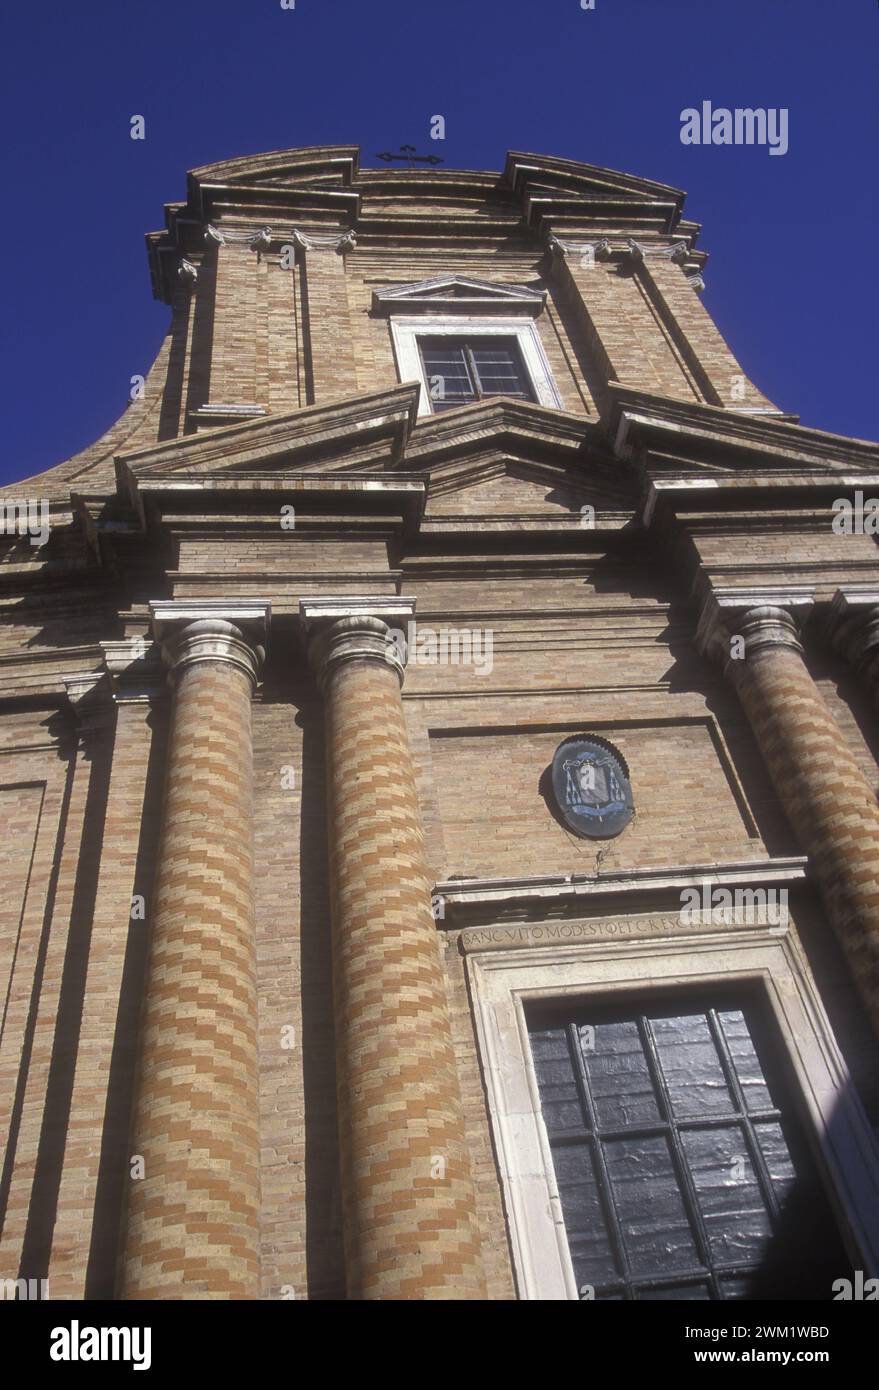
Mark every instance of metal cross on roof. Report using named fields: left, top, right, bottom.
left=375, top=144, right=445, bottom=168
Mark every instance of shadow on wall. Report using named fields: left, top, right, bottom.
left=295, top=699, right=346, bottom=1299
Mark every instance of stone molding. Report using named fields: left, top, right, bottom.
left=435, top=855, right=808, bottom=927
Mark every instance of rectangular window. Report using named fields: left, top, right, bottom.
left=418, top=335, right=537, bottom=411
left=528, top=994, right=851, bottom=1300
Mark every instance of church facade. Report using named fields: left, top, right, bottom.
left=1, top=145, right=878, bottom=1301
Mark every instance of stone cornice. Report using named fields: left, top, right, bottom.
left=434, top=856, right=808, bottom=927
left=640, top=472, right=879, bottom=527
left=115, top=384, right=419, bottom=493
left=606, top=384, right=879, bottom=473
left=110, top=473, right=426, bottom=556
left=147, top=146, right=709, bottom=300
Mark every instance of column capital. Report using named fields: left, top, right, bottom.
left=149, top=600, right=271, bottom=688
left=300, top=596, right=415, bottom=692
left=696, top=587, right=815, bottom=672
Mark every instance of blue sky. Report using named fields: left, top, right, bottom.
left=1, top=0, right=877, bottom=486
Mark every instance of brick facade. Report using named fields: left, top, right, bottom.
left=1, top=146, right=878, bottom=1300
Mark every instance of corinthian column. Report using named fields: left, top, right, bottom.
left=301, top=597, right=486, bottom=1300
left=121, top=602, right=270, bottom=1300
left=701, top=592, right=879, bottom=1035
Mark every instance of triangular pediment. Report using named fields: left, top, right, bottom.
left=372, top=276, right=545, bottom=315
left=422, top=458, right=634, bottom=521
left=110, top=387, right=636, bottom=537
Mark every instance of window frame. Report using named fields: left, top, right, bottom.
left=466, top=929, right=879, bottom=1300
left=388, top=315, right=565, bottom=418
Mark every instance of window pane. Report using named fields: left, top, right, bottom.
left=417, top=335, right=536, bottom=409
left=718, top=1009, right=777, bottom=1112
left=754, top=1120, right=796, bottom=1197
left=681, top=1126, right=773, bottom=1264
left=530, top=1026, right=584, bottom=1136
left=650, top=1012, right=734, bottom=1118
left=470, top=340, right=533, bottom=400
left=418, top=339, right=475, bottom=409
left=552, top=1142, right=618, bottom=1288
left=581, top=1019, right=661, bottom=1130
left=605, top=1134, right=700, bottom=1275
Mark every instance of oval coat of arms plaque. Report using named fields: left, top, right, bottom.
left=551, top=735, right=634, bottom=839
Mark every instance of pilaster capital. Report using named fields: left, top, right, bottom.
left=63, top=671, right=115, bottom=740
left=627, top=238, right=690, bottom=265
left=300, top=595, right=416, bottom=692
left=205, top=224, right=272, bottom=249
left=546, top=234, right=612, bottom=263
left=696, top=587, right=814, bottom=674
left=149, top=600, right=271, bottom=688
left=100, top=637, right=167, bottom=704
left=290, top=228, right=356, bottom=254
left=827, top=587, right=879, bottom=672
